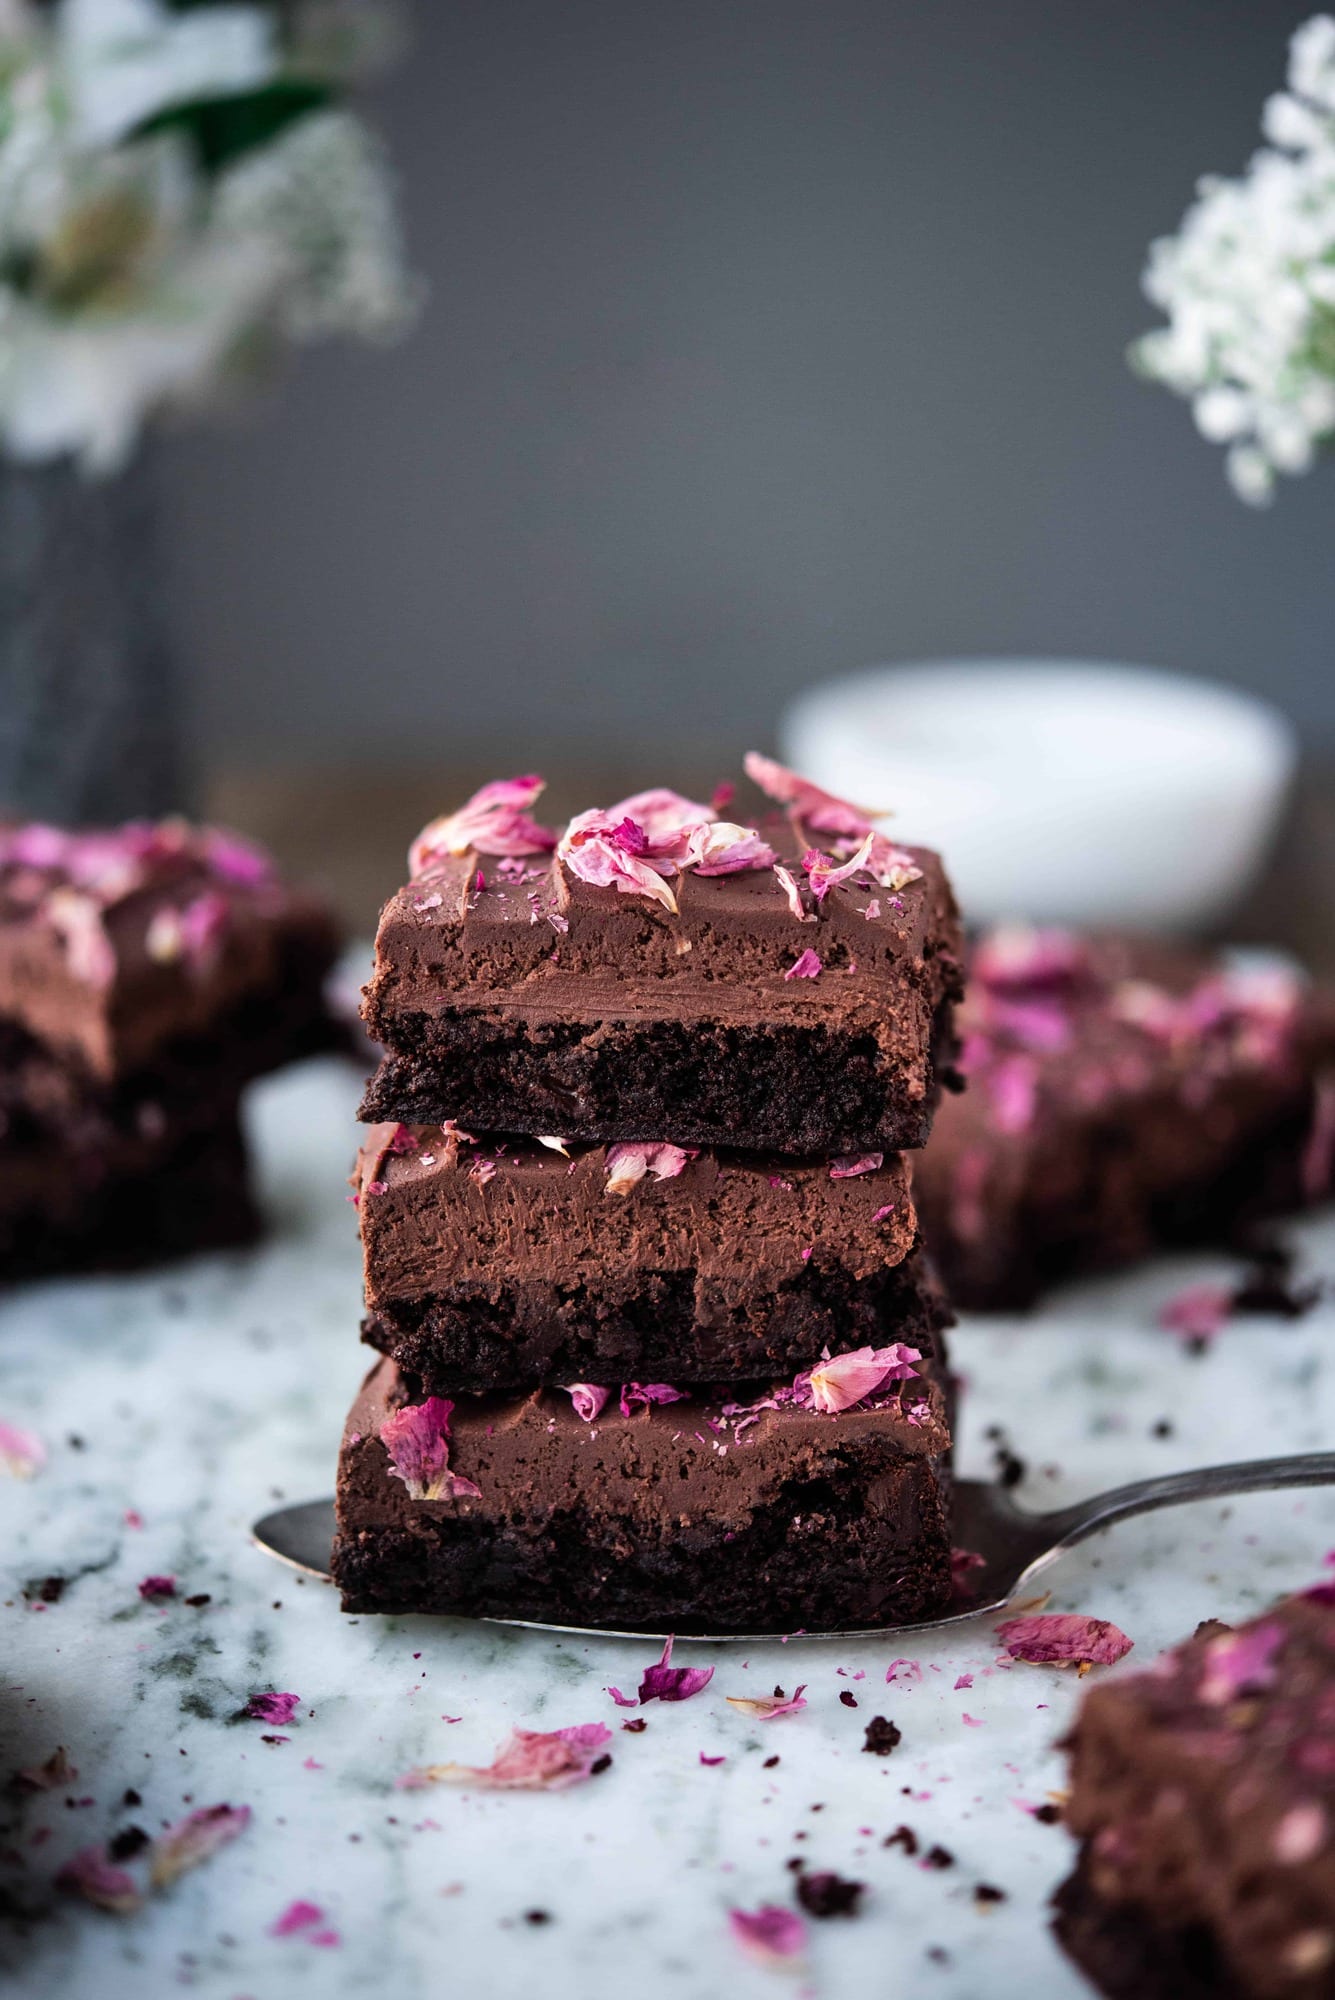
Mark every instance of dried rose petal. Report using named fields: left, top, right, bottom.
left=606, top=1685, right=639, bottom=1708
left=1198, top=1621, right=1285, bottom=1704
left=558, top=810, right=680, bottom=912
left=138, top=1575, right=176, bottom=1602
left=246, top=1691, right=301, bottom=1726
left=974, top=924, right=1087, bottom=992
left=744, top=750, right=878, bottom=837
left=604, top=1142, right=697, bottom=1193
left=796, top=1344, right=920, bottom=1415
left=415, top=1722, right=612, bottom=1791
left=0, top=1420, right=46, bottom=1479
left=561, top=1384, right=610, bottom=1423
left=44, top=888, right=115, bottom=988
left=684, top=821, right=778, bottom=875
left=380, top=1398, right=482, bottom=1502
left=271, top=1899, right=325, bottom=1937
left=619, top=1383, right=687, bottom=1417
left=57, top=1845, right=142, bottom=1913
left=202, top=826, right=273, bottom=887
left=784, top=948, right=822, bottom=980
left=860, top=832, right=922, bottom=891
left=725, top=1685, right=808, bottom=1720
left=951, top=1548, right=986, bottom=1598
left=606, top=788, right=712, bottom=861
left=803, top=833, right=878, bottom=902
left=773, top=863, right=813, bottom=922
left=16, top=1746, right=76, bottom=1792
left=1159, top=1282, right=1233, bottom=1347
left=987, top=1055, right=1039, bottom=1134
left=410, top=777, right=557, bottom=872
left=995, top=1613, right=1133, bottom=1669
left=729, top=1903, right=807, bottom=1966
left=638, top=1636, right=715, bottom=1704
left=536, top=1135, right=571, bottom=1158
left=150, top=1804, right=251, bottom=1888
left=830, top=1153, right=883, bottom=1179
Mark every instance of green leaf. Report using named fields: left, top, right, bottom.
left=134, top=80, right=332, bottom=174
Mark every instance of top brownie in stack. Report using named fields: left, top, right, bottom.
left=360, top=763, right=964, bottom=1153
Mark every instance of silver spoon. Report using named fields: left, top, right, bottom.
left=251, top=1450, right=1335, bottom=1642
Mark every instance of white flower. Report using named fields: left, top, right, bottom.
left=60, top=0, right=279, bottom=149
left=1134, top=13, right=1335, bottom=503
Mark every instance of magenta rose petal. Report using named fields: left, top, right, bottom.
left=149, top=1804, right=251, bottom=1888
left=728, top=1902, right=808, bottom=1965
left=414, top=1722, right=613, bottom=1791
left=57, top=1846, right=142, bottom=1914
left=638, top=1636, right=716, bottom=1704
left=725, top=1685, right=808, bottom=1720
left=995, top=1613, right=1134, bottom=1670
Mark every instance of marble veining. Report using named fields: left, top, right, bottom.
left=4, top=1056, right=1335, bottom=1998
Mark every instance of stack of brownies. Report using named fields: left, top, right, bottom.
left=0, top=818, right=339, bottom=1276
left=333, top=759, right=966, bottom=1634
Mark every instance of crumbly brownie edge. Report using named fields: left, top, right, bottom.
left=1052, top=1856, right=1248, bottom=2000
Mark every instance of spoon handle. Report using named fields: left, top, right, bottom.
left=1038, top=1451, right=1335, bottom=1554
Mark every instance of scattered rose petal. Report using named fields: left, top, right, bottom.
left=380, top=1398, right=481, bottom=1502
left=138, top=1575, right=175, bottom=1602
left=536, top=1136, right=571, bottom=1158
left=558, top=809, right=681, bottom=911
left=995, top=1614, right=1133, bottom=1669
left=1160, top=1282, right=1233, bottom=1347
left=860, top=833, right=922, bottom=891
left=0, top=1420, right=45, bottom=1479
left=974, top=925, right=1087, bottom=991
left=16, top=1747, right=76, bottom=1792
left=728, top=1902, right=808, bottom=1966
left=606, top=1686, right=638, bottom=1708
left=561, top=1384, right=610, bottom=1423
left=951, top=1548, right=986, bottom=1597
left=246, top=1692, right=301, bottom=1726
left=606, top=788, right=712, bottom=859
left=604, top=1142, right=697, bottom=1194
left=271, top=1899, right=325, bottom=1937
left=150, top=1804, right=251, bottom=1888
left=987, top=1055, right=1039, bottom=1134
left=639, top=1636, right=715, bottom=1704
left=1198, top=1621, right=1285, bottom=1704
left=700, top=1752, right=726, bottom=1766
left=57, top=1846, right=141, bottom=1914
left=773, top=863, right=812, bottom=922
left=409, top=777, right=557, bottom=872
left=784, top=948, right=822, bottom=980
left=744, top=750, right=878, bottom=836
left=413, top=1723, right=613, bottom=1792
left=619, top=1382, right=687, bottom=1417
left=803, top=834, right=878, bottom=902
left=795, top=1344, right=919, bottom=1415
left=725, top=1685, right=808, bottom=1720
left=684, top=821, right=777, bottom=874
left=830, top=1153, right=883, bottom=1179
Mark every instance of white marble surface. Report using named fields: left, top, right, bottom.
left=4, top=1056, right=1335, bottom=2000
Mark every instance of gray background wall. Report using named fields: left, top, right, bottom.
left=163, top=0, right=1334, bottom=782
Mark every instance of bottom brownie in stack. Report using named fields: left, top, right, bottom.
left=1054, top=1584, right=1335, bottom=2000
left=331, top=1348, right=953, bottom=1633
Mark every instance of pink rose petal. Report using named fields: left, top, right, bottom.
left=57, top=1846, right=142, bottom=1914
left=974, top=925, right=1087, bottom=991
left=795, top=1344, right=920, bottom=1415
left=380, top=1398, right=482, bottom=1502
left=138, top=1575, right=176, bottom=1601
left=16, top=1747, right=76, bottom=1792
left=150, top=1804, right=251, bottom=1888
left=859, top=832, right=922, bottom=891
left=271, top=1899, right=325, bottom=1937
left=604, top=1142, right=697, bottom=1194
left=619, top=1382, right=687, bottom=1417
left=1160, top=1282, right=1233, bottom=1347
left=995, top=1614, right=1133, bottom=1669
left=414, top=1723, right=612, bottom=1792
left=0, top=1420, right=46, bottom=1479
left=829, top=1153, right=883, bottom=1179
left=202, top=826, right=273, bottom=887
left=44, top=888, right=115, bottom=988
left=744, top=750, right=878, bottom=837
left=987, top=1055, right=1039, bottom=1134
left=561, top=1384, right=610, bottom=1422
left=606, top=788, right=712, bottom=861
left=772, top=863, right=813, bottom=922
left=558, top=809, right=681, bottom=912
left=784, top=948, right=822, bottom=980
left=684, top=821, right=778, bottom=875
left=638, top=1636, right=715, bottom=1704
left=1198, top=1621, right=1285, bottom=1704
left=803, top=834, right=878, bottom=903
left=725, top=1685, right=808, bottom=1720
left=606, top=1685, right=638, bottom=1707
left=410, top=777, right=557, bottom=872
left=246, top=1691, right=301, bottom=1726
left=729, top=1903, right=807, bottom=1966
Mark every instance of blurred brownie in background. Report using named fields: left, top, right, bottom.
left=0, top=819, right=340, bottom=1278
left=912, top=926, right=1335, bottom=1310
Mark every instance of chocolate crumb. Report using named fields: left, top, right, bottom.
left=763, top=1755, right=780, bottom=1769
left=524, top=1910, right=551, bottom=1926
left=927, top=1946, right=950, bottom=1965
left=621, top=1718, right=647, bottom=1734
left=1232, top=1240, right=1321, bottom=1319
left=862, top=1716, right=902, bottom=1755
left=785, top=1857, right=803, bottom=1873
left=839, top=1691, right=858, bottom=1708
left=108, top=1826, right=149, bottom=1862
left=1193, top=1618, right=1233, bottom=1643
left=24, top=1576, right=65, bottom=1604
left=589, top=1754, right=612, bottom=1776
left=1033, top=1803, right=1061, bottom=1826
left=974, top=1883, right=1006, bottom=1906
left=184, top=1594, right=211, bottom=1608
left=923, top=1845, right=954, bottom=1870
left=122, top=1788, right=142, bottom=1808
left=884, top=1825, right=918, bottom=1855
left=796, top=1870, right=864, bottom=1918
left=1152, top=1420, right=1174, bottom=1439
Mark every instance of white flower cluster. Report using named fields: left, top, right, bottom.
left=1135, top=13, right=1335, bottom=504
left=0, top=0, right=415, bottom=472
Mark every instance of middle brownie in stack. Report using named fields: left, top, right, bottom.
left=333, top=760, right=965, bottom=1634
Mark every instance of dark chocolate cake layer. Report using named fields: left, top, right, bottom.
left=355, top=1123, right=950, bottom=1392
left=360, top=799, right=962, bottom=1153
left=913, top=927, right=1335, bottom=1309
left=332, top=1353, right=953, bottom=1633
left=1054, top=1587, right=1335, bottom=2000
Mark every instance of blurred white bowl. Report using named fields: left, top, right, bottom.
left=779, top=659, right=1297, bottom=931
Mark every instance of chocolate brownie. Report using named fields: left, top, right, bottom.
left=912, top=927, right=1335, bottom=1310
left=332, top=1351, right=953, bottom=1632
left=1054, top=1585, right=1335, bottom=2000
left=0, top=819, right=340, bottom=1086
left=0, top=1109, right=258, bottom=1278
left=355, top=1122, right=951, bottom=1393
left=359, top=774, right=962, bottom=1153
